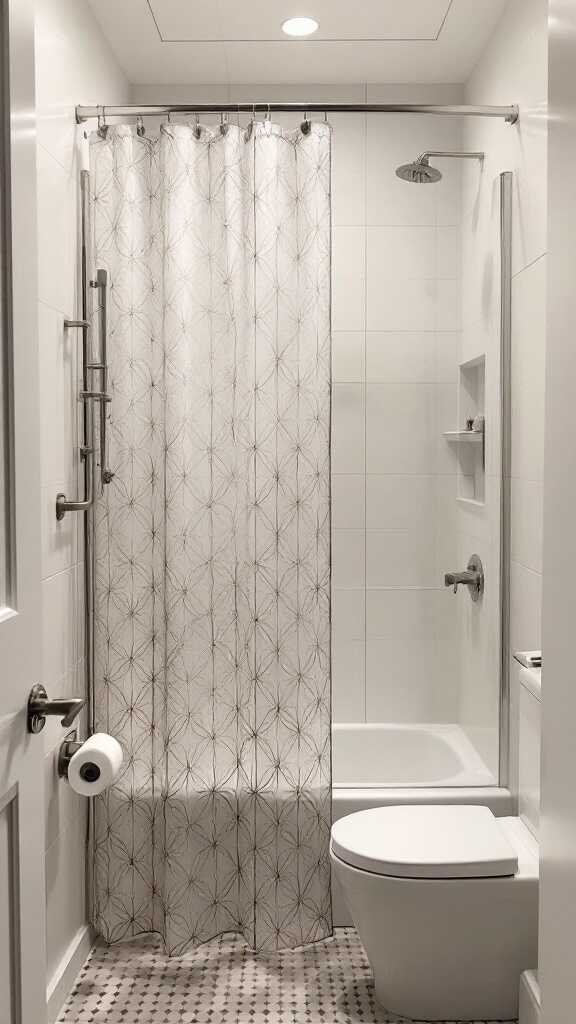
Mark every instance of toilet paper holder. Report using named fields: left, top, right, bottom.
left=58, top=731, right=101, bottom=784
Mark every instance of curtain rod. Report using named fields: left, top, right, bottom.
left=76, top=103, right=519, bottom=125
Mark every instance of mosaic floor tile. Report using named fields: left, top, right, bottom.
left=57, top=927, right=517, bottom=1024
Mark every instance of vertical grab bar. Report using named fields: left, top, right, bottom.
left=88, top=269, right=114, bottom=489
left=56, top=170, right=95, bottom=521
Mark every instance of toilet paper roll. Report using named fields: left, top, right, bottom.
left=68, top=733, right=123, bottom=796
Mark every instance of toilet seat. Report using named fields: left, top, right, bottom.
left=331, top=804, right=519, bottom=878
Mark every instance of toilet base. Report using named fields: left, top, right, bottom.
left=332, top=825, right=538, bottom=1022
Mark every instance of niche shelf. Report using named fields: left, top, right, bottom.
left=444, top=355, right=486, bottom=504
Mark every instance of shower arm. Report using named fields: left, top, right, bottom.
left=417, top=150, right=485, bottom=165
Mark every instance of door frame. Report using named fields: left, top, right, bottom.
left=0, top=0, right=46, bottom=1021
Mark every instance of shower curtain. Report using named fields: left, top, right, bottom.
left=89, top=120, right=332, bottom=953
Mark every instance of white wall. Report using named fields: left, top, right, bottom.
left=34, top=0, right=129, bottom=1014
left=331, top=91, right=463, bottom=727
left=462, top=0, right=548, bottom=788
left=539, top=0, right=576, bottom=1018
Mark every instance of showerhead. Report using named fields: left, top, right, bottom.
left=395, top=150, right=485, bottom=184
left=395, top=156, right=442, bottom=184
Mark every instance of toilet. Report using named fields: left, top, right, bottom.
left=331, top=803, right=539, bottom=1020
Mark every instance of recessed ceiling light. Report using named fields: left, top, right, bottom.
left=281, top=16, right=319, bottom=37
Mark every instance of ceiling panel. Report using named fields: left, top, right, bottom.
left=149, top=0, right=451, bottom=42
left=87, top=0, right=509, bottom=86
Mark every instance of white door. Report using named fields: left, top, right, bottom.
left=0, top=0, right=47, bottom=1021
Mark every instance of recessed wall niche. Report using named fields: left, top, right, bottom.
left=443, top=355, right=486, bottom=504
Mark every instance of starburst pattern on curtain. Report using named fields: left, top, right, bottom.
left=89, top=120, right=332, bottom=953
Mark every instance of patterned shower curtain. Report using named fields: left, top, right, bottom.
left=89, top=120, right=332, bottom=953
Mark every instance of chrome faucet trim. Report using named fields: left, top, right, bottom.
left=444, top=554, right=484, bottom=602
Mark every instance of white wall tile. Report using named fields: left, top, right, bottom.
left=367, top=226, right=436, bottom=281
left=437, top=225, right=461, bottom=279
left=331, top=113, right=365, bottom=227
left=332, top=529, right=365, bottom=589
left=435, top=279, right=461, bottom=331
left=37, top=146, right=75, bottom=318
left=366, top=332, right=436, bottom=383
left=332, top=226, right=365, bottom=331
left=332, top=588, right=365, bottom=640
left=331, top=475, right=365, bottom=530
left=511, top=477, right=544, bottom=574
left=367, top=277, right=436, bottom=332
left=511, top=256, right=547, bottom=484
left=331, top=384, right=364, bottom=474
left=367, top=587, right=437, bottom=637
left=366, top=383, right=435, bottom=474
left=366, top=474, right=435, bottom=532
left=332, top=332, right=365, bottom=383
left=366, top=530, right=436, bottom=589
left=366, top=636, right=436, bottom=724
left=332, top=639, right=365, bottom=722
left=435, top=332, right=460, bottom=383
left=510, top=560, right=543, bottom=653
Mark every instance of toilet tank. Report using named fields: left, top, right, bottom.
left=518, top=665, right=542, bottom=838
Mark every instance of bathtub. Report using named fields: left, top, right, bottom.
left=331, top=722, right=513, bottom=925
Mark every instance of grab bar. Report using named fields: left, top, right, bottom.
left=56, top=171, right=96, bottom=521
left=56, top=316, right=94, bottom=520
left=90, top=269, right=114, bottom=489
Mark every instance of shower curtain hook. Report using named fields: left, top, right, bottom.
left=301, top=110, right=311, bottom=135
left=97, top=107, right=108, bottom=139
left=136, top=115, right=145, bottom=137
left=220, top=110, right=229, bottom=135
left=194, top=112, right=201, bottom=138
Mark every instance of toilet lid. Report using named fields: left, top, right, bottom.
left=331, top=805, right=519, bottom=878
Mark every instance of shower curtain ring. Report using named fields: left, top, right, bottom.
left=136, top=115, right=145, bottom=137
left=97, top=109, right=108, bottom=139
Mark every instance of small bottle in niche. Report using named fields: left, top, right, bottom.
left=466, top=417, right=474, bottom=431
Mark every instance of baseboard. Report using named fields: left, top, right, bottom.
left=47, top=924, right=94, bottom=1024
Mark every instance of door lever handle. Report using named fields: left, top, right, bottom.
left=27, top=684, right=86, bottom=734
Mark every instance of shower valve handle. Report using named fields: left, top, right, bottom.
left=444, top=555, right=484, bottom=602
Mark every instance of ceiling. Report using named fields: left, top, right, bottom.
left=87, top=0, right=509, bottom=85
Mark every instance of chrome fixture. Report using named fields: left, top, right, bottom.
left=57, top=731, right=83, bottom=778
left=27, top=684, right=86, bottom=734
left=444, top=554, right=484, bottom=601
left=56, top=175, right=113, bottom=521
left=75, top=103, right=519, bottom=125
left=513, top=650, right=542, bottom=669
left=395, top=151, right=484, bottom=183
left=499, top=171, right=513, bottom=787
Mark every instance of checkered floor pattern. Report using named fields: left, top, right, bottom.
left=57, top=927, right=517, bottom=1024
